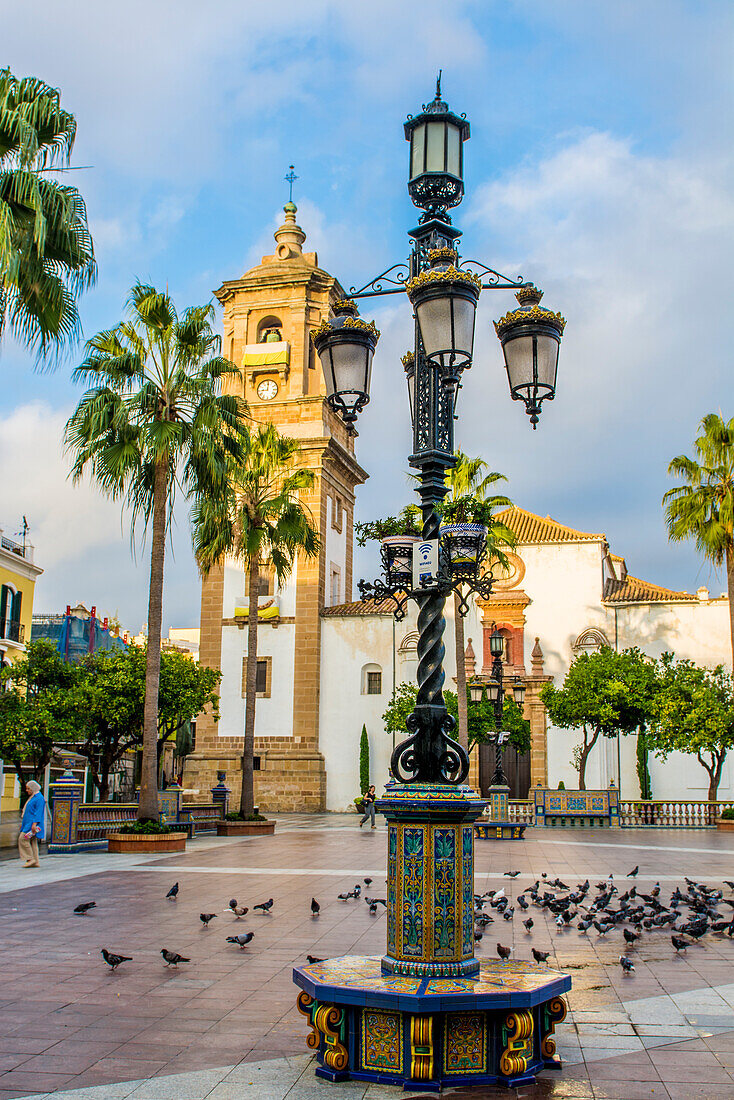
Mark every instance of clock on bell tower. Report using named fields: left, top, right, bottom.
left=187, top=201, right=368, bottom=812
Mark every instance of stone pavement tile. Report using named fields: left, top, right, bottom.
left=666, top=1084, right=734, bottom=1100
left=580, top=1054, right=661, bottom=1081
left=126, top=1069, right=232, bottom=1098
left=0, top=1038, right=56, bottom=1057
left=0, top=1056, right=31, bottom=1073
left=0, top=1072, right=76, bottom=1094
left=590, top=1084, right=671, bottom=1100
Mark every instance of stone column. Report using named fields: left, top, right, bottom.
left=524, top=638, right=552, bottom=788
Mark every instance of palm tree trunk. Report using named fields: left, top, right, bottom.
left=454, top=592, right=468, bottom=752
left=726, top=544, right=734, bottom=668
left=240, top=556, right=259, bottom=817
left=138, top=458, right=167, bottom=821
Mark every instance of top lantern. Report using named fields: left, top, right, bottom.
left=404, top=75, right=470, bottom=215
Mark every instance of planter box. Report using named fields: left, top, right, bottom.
left=107, top=831, right=187, bottom=853
left=717, top=819, right=734, bottom=831
left=217, top=820, right=275, bottom=837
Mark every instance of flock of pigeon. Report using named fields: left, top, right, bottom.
left=480, top=866, right=734, bottom=976
left=78, top=864, right=734, bottom=980
left=75, top=881, right=279, bottom=972
left=79, top=875, right=381, bottom=973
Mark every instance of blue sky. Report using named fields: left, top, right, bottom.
left=2, top=0, right=733, bottom=631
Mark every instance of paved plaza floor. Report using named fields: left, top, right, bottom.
left=1, top=815, right=734, bottom=1099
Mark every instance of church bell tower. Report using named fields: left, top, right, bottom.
left=185, top=203, right=368, bottom=810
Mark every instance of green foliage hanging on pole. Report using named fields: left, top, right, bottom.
left=359, top=724, right=370, bottom=792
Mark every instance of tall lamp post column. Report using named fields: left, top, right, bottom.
left=293, top=78, right=570, bottom=1091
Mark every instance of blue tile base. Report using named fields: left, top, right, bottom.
left=294, top=955, right=570, bottom=1090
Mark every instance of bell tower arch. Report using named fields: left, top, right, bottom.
left=186, top=203, right=368, bottom=810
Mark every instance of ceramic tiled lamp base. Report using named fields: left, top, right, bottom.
left=293, top=955, right=570, bottom=1090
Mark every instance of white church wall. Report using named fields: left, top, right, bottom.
left=325, top=495, right=348, bottom=606
left=320, top=614, right=400, bottom=810
left=216, top=622, right=296, bottom=741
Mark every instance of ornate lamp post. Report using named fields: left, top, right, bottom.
left=293, top=77, right=570, bottom=1091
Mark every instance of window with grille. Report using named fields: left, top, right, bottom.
left=366, top=671, right=382, bottom=695
left=255, top=659, right=268, bottom=694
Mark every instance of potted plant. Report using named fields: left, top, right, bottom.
left=439, top=494, right=497, bottom=576
left=217, top=809, right=276, bottom=836
left=717, top=807, right=734, bottom=831
left=107, top=819, right=188, bottom=853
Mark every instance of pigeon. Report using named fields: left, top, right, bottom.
left=503, top=908, right=514, bottom=921
left=363, top=878, right=372, bottom=886
left=496, top=943, right=512, bottom=962
left=523, top=918, right=534, bottom=933
left=226, top=932, right=254, bottom=950
left=225, top=904, right=248, bottom=919
left=253, top=899, right=274, bottom=913
left=368, top=901, right=378, bottom=915
left=517, top=895, right=529, bottom=910
left=619, top=955, right=635, bottom=974
left=338, top=892, right=355, bottom=901
left=504, top=870, right=521, bottom=878
left=101, top=948, right=131, bottom=971
left=474, top=930, right=483, bottom=942
left=161, top=949, right=189, bottom=967
left=593, top=920, right=611, bottom=936
left=724, top=881, right=734, bottom=892
left=532, top=948, right=550, bottom=964
left=671, top=935, right=689, bottom=952
left=353, top=885, right=362, bottom=898
left=165, top=883, right=179, bottom=900
left=306, top=955, right=323, bottom=965
left=311, top=898, right=320, bottom=916
left=627, top=866, right=639, bottom=878
left=200, top=913, right=217, bottom=928
left=74, top=902, right=97, bottom=915
left=623, top=928, right=640, bottom=947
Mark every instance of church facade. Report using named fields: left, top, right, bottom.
left=184, top=208, right=734, bottom=811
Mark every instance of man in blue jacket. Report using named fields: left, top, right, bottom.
left=18, top=780, right=46, bottom=868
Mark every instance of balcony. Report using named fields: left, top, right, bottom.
left=0, top=534, right=33, bottom=562
left=1, top=619, right=25, bottom=644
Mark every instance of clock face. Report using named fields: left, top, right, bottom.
left=257, top=378, right=278, bottom=401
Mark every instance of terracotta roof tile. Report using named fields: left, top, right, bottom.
left=321, top=596, right=402, bottom=616
left=496, top=506, right=606, bottom=544
left=603, top=575, right=697, bottom=604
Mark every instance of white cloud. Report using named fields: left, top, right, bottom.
left=0, top=403, right=199, bottom=630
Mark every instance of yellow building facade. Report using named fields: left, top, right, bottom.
left=0, top=525, right=43, bottom=811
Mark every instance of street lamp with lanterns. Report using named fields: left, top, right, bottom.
left=314, top=76, right=563, bottom=787
left=469, top=627, right=527, bottom=790
left=296, top=76, right=570, bottom=1091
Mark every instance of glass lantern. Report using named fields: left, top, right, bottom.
left=311, top=300, right=380, bottom=432
left=494, top=285, right=564, bottom=429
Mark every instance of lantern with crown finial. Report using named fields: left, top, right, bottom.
left=494, top=284, right=565, bottom=428
left=311, top=300, right=380, bottom=433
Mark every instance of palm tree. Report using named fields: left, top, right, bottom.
left=195, top=423, right=320, bottom=817
left=0, top=68, right=95, bottom=359
left=445, top=452, right=514, bottom=751
left=664, top=413, right=734, bottom=664
left=65, top=283, right=249, bottom=820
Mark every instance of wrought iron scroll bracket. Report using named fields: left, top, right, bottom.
left=349, top=262, right=411, bottom=299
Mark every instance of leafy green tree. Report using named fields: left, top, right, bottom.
left=195, top=423, right=320, bottom=818
left=664, top=414, right=734, bottom=663
left=359, top=724, right=370, bottom=793
left=0, top=68, right=95, bottom=359
left=540, top=647, right=657, bottom=789
left=72, top=645, right=220, bottom=801
left=0, top=641, right=80, bottom=785
left=647, top=654, right=734, bottom=800
left=65, top=283, right=248, bottom=821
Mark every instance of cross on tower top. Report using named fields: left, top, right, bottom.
left=285, top=165, right=298, bottom=203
